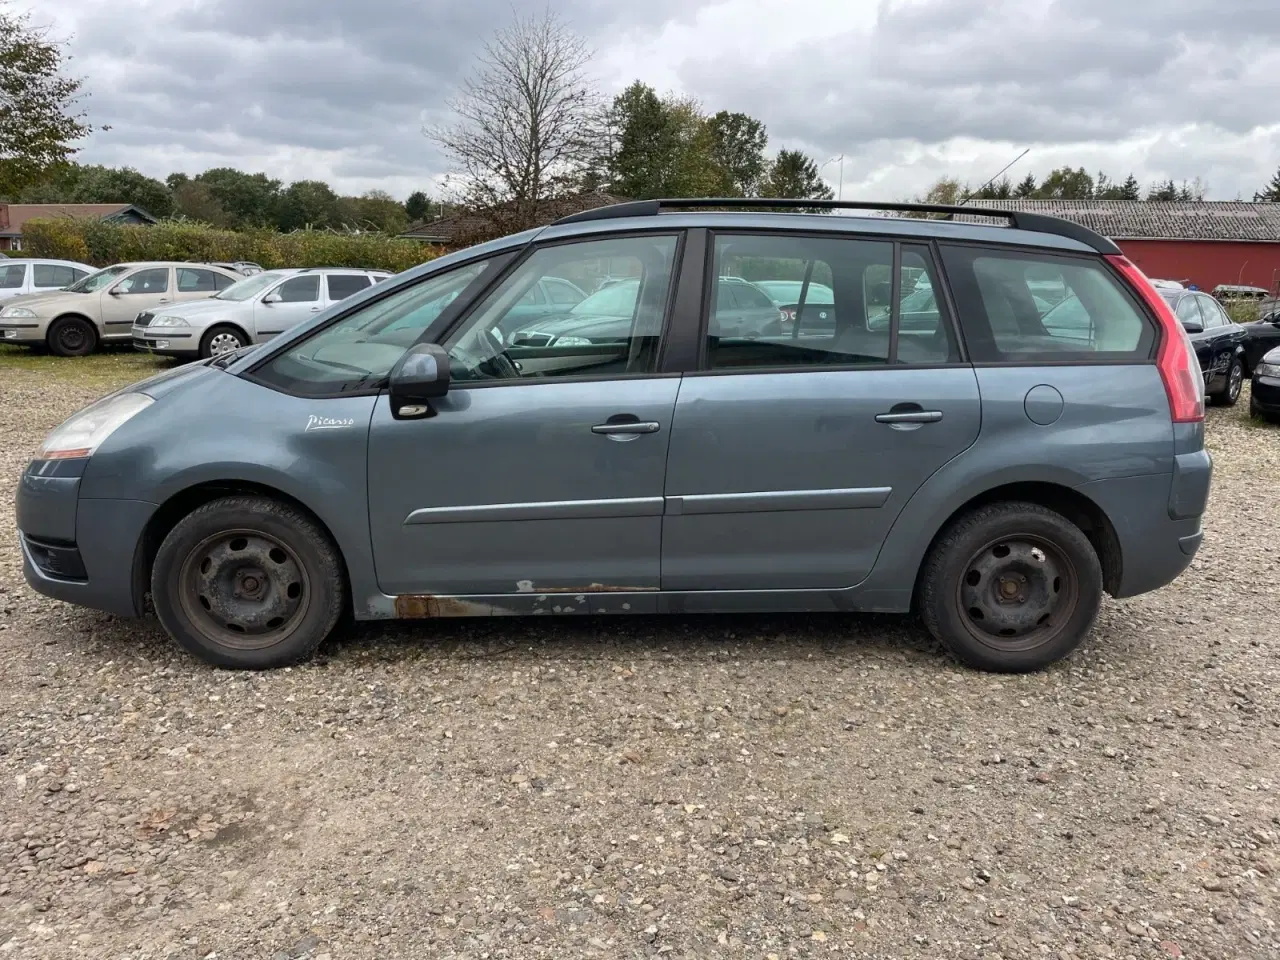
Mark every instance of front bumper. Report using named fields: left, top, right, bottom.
left=16, top=459, right=156, bottom=617
left=131, top=324, right=198, bottom=356
left=0, top=322, right=45, bottom=344
left=1251, top=374, right=1280, bottom=413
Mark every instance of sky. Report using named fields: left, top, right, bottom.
left=24, top=0, right=1280, bottom=203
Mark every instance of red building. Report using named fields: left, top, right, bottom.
left=966, top=200, right=1280, bottom=296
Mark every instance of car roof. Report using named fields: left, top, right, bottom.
left=1, top=257, right=93, bottom=266
left=110, top=261, right=241, bottom=272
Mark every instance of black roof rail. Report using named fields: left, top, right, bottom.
left=553, top=198, right=1121, bottom=255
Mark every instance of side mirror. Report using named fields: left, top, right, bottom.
left=389, top=343, right=450, bottom=418
left=108, top=287, right=122, bottom=296
left=262, top=291, right=282, bottom=304
left=1180, top=320, right=1203, bottom=334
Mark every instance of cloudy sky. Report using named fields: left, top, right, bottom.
left=26, top=0, right=1280, bottom=202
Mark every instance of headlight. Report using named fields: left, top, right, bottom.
left=35, top=393, right=154, bottom=460
left=1, top=306, right=37, bottom=319
left=554, top=336, right=592, bottom=347
left=1257, top=362, right=1280, bottom=378
left=149, top=315, right=191, bottom=328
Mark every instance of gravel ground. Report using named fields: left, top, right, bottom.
left=2, top=350, right=1278, bottom=960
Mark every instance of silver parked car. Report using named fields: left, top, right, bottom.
left=0, top=258, right=96, bottom=301
left=15, top=198, right=1211, bottom=674
left=0, top=261, right=243, bottom=355
left=131, top=268, right=394, bottom=359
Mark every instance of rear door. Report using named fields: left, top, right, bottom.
left=324, top=273, right=373, bottom=307
left=661, top=232, right=981, bottom=591
left=0, top=262, right=26, bottom=299
left=175, top=267, right=228, bottom=304
left=100, top=267, right=173, bottom=338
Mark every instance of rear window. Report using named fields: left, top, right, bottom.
left=939, top=246, right=1156, bottom=362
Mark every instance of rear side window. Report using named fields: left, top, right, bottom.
left=940, top=246, right=1156, bottom=361
left=177, top=268, right=223, bottom=293
left=327, top=274, right=372, bottom=301
left=0, top=264, right=24, bottom=288
left=33, top=264, right=77, bottom=288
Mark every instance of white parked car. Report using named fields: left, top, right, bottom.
left=131, top=267, right=394, bottom=359
left=0, top=258, right=96, bottom=300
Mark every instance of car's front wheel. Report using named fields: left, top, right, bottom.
left=200, top=325, right=248, bottom=359
left=151, top=496, right=346, bottom=669
left=918, top=501, right=1103, bottom=673
left=47, top=316, right=98, bottom=357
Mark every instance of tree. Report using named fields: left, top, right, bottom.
left=705, top=110, right=767, bottom=196
left=405, top=190, right=430, bottom=222
left=334, top=190, right=409, bottom=235
left=1256, top=166, right=1280, bottom=202
left=1036, top=167, right=1093, bottom=199
left=0, top=3, right=95, bottom=194
left=430, top=10, right=598, bottom=228
left=171, top=180, right=232, bottom=226
left=1119, top=173, right=1141, bottom=201
left=919, top=176, right=964, bottom=205
left=193, top=168, right=281, bottom=227
left=760, top=150, right=834, bottom=201
left=276, top=179, right=338, bottom=231
left=1013, top=172, right=1038, bottom=198
left=1147, top=179, right=1179, bottom=201
left=969, top=176, right=1013, bottom=200
left=605, top=81, right=679, bottom=199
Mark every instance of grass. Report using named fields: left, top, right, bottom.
left=0, top=344, right=173, bottom=391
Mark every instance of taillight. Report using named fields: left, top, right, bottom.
left=1105, top=254, right=1204, bottom=423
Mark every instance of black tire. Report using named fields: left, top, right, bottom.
left=47, top=316, right=97, bottom=357
left=1210, top=357, right=1243, bottom=407
left=199, top=324, right=248, bottom=360
left=918, top=501, right=1103, bottom=673
left=151, top=496, right=346, bottom=669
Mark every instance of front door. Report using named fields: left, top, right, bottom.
left=367, top=232, right=685, bottom=600
left=661, top=234, right=981, bottom=591
left=253, top=274, right=323, bottom=340
left=100, top=266, right=173, bottom=339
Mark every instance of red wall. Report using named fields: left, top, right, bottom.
left=1119, top=239, right=1280, bottom=295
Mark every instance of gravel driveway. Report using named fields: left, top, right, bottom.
left=2, top=353, right=1277, bottom=960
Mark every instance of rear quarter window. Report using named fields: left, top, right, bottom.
left=939, top=245, right=1156, bottom=362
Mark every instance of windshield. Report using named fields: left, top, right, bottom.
left=571, top=280, right=640, bottom=316
left=64, top=265, right=129, bottom=293
left=216, top=272, right=290, bottom=302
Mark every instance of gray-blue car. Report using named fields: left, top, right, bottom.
left=15, top=198, right=1213, bottom=673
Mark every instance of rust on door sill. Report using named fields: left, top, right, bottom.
left=394, top=595, right=505, bottom=618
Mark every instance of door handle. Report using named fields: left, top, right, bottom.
left=875, top=410, right=943, bottom=424
left=310, top=306, right=321, bottom=312
left=592, top=421, right=661, bottom=435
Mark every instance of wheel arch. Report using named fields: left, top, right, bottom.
left=910, top=480, right=1123, bottom=606
left=200, top=322, right=253, bottom=353
left=135, top=479, right=352, bottom=615
left=49, top=312, right=101, bottom=336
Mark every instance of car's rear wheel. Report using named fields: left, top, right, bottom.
left=1211, top=357, right=1243, bottom=406
left=918, top=501, right=1103, bottom=673
left=200, top=325, right=247, bottom=359
left=151, top=496, right=346, bottom=669
left=47, top=316, right=97, bottom=357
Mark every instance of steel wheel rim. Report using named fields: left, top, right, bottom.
left=208, top=332, right=242, bottom=355
left=60, top=324, right=87, bottom=351
left=177, top=529, right=310, bottom=651
left=1228, top=363, right=1243, bottom=400
left=955, top=534, right=1079, bottom=653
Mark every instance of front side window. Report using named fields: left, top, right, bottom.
left=33, top=264, right=77, bottom=288
left=1198, top=296, right=1229, bottom=328
left=250, top=261, right=490, bottom=395
left=706, top=234, right=957, bottom=371
left=0, top=264, right=24, bottom=288
left=940, top=246, right=1156, bottom=361
left=445, top=235, right=679, bottom=382
left=275, top=275, right=321, bottom=303
left=1175, top=296, right=1204, bottom=326
left=546, top=278, right=586, bottom=305
left=115, top=267, right=170, bottom=295
left=67, top=265, right=129, bottom=293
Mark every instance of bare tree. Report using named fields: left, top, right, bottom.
left=430, top=11, right=598, bottom=231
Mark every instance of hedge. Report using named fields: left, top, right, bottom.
left=21, top=218, right=440, bottom=274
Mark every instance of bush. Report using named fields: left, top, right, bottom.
left=21, top=218, right=440, bottom=273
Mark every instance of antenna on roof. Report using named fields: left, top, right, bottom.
left=957, top=148, right=1030, bottom=207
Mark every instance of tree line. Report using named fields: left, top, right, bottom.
left=919, top=168, right=1214, bottom=204
left=8, top=162, right=439, bottom=235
